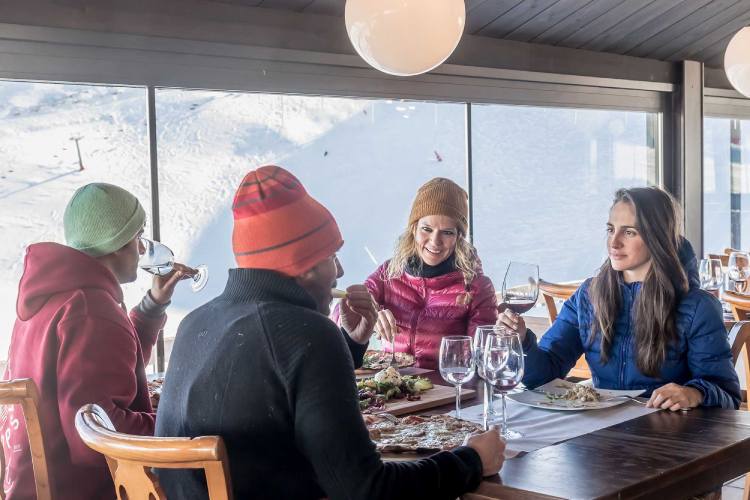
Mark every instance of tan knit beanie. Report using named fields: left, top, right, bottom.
left=408, top=178, right=468, bottom=234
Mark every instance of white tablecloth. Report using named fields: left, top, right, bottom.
left=453, top=397, right=658, bottom=457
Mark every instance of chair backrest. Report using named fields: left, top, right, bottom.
left=729, top=321, right=750, bottom=400
left=707, top=253, right=729, bottom=267
left=75, top=404, right=233, bottom=500
left=538, top=280, right=579, bottom=323
left=0, top=379, right=51, bottom=500
left=722, top=290, right=750, bottom=322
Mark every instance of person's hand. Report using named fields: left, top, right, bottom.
left=340, top=285, right=378, bottom=344
left=496, top=308, right=526, bottom=343
left=374, top=309, right=398, bottom=342
left=463, top=426, right=505, bottom=477
left=150, top=262, right=196, bottom=305
left=646, top=383, right=703, bottom=411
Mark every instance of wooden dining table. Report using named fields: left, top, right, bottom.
left=408, top=316, right=750, bottom=499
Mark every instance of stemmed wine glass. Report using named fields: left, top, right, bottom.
left=139, top=237, right=209, bottom=292
left=439, top=336, right=475, bottom=420
left=502, top=262, right=540, bottom=317
left=474, top=326, right=506, bottom=429
left=728, top=252, right=750, bottom=294
left=484, top=329, right=525, bottom=439
left=698, top=258, right=723, bottom=297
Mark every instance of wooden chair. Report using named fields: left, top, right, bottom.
left=707, top=253, right=729, bottom=267
left=538, top=280, right=590, bottom=379
left=75, top=404, right=233, bottom=500
left=0, top=379, right=51, bottom=500
left=723, top=290, right=750, bottom=322
left=728, top=321, right=750, bottom=500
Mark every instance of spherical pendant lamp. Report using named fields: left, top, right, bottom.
left=345, top=0, right=466, bottom=77
left=725, top=27, right=750, bottom=98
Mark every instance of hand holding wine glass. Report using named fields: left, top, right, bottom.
left=439, top=336, right=475, bottom=420
left=139, top=237, right=209, bottom=293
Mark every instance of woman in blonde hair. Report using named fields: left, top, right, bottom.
left=366, top=178, right=498, bottom=369
left=499, top=187, right=740, bottom=410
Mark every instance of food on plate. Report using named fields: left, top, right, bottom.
left=365, top=413, right=482, bottom=453
left=147, top=377, right=164, bottom=409
left=546, top=385, right=601, bottom=403
left=357, top=368, right=433, bottom=413
left=361, top=350, right=416, bottom=370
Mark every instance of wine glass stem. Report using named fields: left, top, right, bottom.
left=484, top=379, right=494, bottom=416
left=501, top=392, right=508, bottom=437
left=456, top=384, right=462, bottom=419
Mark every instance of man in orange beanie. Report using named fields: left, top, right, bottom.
left=156, top=166, right=504, bottom=500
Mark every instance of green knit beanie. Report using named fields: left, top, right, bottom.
left=63, top=183, right=146, bottom=257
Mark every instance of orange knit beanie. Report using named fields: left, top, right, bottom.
left=408, top=178, right=468, bottom=234
left=232, top=165, right=343, bottom=276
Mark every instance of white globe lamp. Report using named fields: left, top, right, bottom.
left=345, top=0, right=466, bottom=77
left=725, top=27, right=750, bottom=98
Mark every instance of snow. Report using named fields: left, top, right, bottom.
left=0, top=81, right=657, bottom=361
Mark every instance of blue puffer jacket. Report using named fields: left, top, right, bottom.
left=523, top=240, right=741, bottom=409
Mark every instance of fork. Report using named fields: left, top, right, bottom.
left=527, top=388, right=647, bottom=405
left=388, top=336, right=398, bottom=368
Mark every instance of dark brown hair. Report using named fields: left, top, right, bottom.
left=588, top=187, right=688, bottom=377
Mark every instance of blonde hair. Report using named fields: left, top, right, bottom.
left=386, top=220, right=478, bottom=304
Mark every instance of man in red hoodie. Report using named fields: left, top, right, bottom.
left=1, top=183, right=190, bottom=499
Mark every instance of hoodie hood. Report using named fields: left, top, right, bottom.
left=16, top=242, right=123, bottom=320
left=678, top=237, right=700, bottom=290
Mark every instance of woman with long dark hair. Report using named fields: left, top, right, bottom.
left=499, top=187, right=740, bottom=410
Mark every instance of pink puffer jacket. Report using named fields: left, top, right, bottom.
left=365, top=261, right=498, bottom=369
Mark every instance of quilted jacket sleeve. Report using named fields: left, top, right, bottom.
left=522, top=284, right=585, bottom=388
left=683, top=292, right=741, bottom=409
left=466, top=274, right=498, bottom=338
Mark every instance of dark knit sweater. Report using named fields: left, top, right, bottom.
left=155, top=268, right=483, bottom=500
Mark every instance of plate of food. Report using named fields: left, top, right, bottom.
left=364, top=413, right=482, bottom=454
left=361, top=350, right=416, bottom=371
left=147, top=377, right=164, bottom=409
left=357, top=367, right=434, bottom=413
left=507, top=378, right=645, bottom=411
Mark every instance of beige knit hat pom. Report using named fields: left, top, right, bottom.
left=408, top=178, right=468, bottom=234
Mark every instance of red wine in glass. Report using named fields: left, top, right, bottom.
left=494, top=378, right=520, bottom=392
left=505, top=298, right=536, bottom=315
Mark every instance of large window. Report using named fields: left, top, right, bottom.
left=703, top=117, right=750, bottom=254
left=0, top=81, right=150, bottom=365
left=155, top=89, right=467, bottom=350
left=471, top=105, right=659, bottom=287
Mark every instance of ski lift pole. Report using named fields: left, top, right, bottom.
left=71, top=137, right=84, bottom=171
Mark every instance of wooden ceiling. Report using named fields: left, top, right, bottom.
left=219, top=0, right=750, bottom=69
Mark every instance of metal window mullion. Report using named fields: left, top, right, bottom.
left=146, top=85, right=165, bottom=374
left=465, top=102, right=473, bottom=245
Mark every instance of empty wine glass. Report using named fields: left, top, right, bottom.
left=502, top=262, right=540, bottom=319
left=484, top=330, right=524, bottom=439
left=474, top=326, right=505, bottom=429
left=699, top=258, right=723, bottom=297
left=728, top=252, right=750, bottom=294
left=139, top=237, right=209, bottom=292
left=439, top=336, right=475, bottom=420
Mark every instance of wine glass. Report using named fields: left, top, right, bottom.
left=139, top=237, right=209, bottom=292
left=699, top=258, right=723, bottom=297
left=439, top=336, right=475, bottom=420
left=484, top=330, right=525, bottom=439
left=474, top=326, right=506, bottom=429
left=728, top=252, right=750, bottom=294
left=502, top=262, right=540, bottom=318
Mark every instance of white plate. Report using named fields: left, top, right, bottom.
left=507, top=378, right=645, bottom=411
